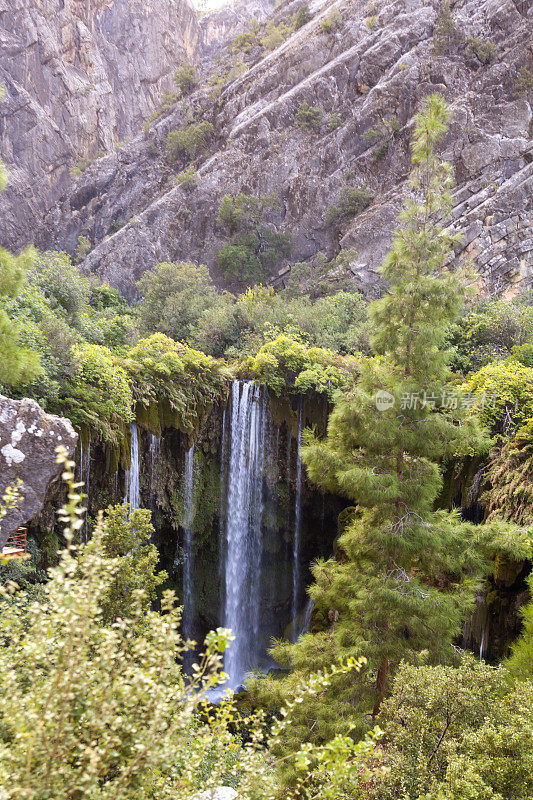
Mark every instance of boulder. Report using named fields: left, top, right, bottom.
left=0, top=395, right=77, bottom=549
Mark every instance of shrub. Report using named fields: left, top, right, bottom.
left=293, top=3, right=312, bottom=30
left=261, top=21, right=292, bottom=51
left=231, top=22, right=260, bottom=53
left=327, top=113, right=342, bottom=131
left=166, top=121, right=214, bottom=162
left=73, top=234, right=91, bottom=264
left=325, top=185, right=374, bottom=225
left=176, top=165, right=199, bottom=191
left=137, top=261, right=221, bottom=344
left=295, top=101, right=323, bottom=131
left=173, top=62, right=199, bottom=96
left=363, top=114, right=400, bottom=159
left=320, top=8, right=342, bottom=34
left=514, top=66, right=533, bottom=96
left=433, top=0, right=461, bottom=54
left=69, top=154, right=93, bottom=180
left=465, top=35, right=499, bottom=64
left=365, top=15, right=378, bottom=31
left=461, top=359, right=533, bottom=434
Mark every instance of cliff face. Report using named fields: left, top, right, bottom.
left=0, top=0, right=199, bottom=250
left=3, top=0, right=533, bottom=299
left=199, top=0, right=274, bottom=63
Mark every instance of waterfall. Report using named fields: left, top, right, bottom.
left=300, top=598, right=314, bottom=636
left=149, top=434, right=160, bottom=512
left=125, top=421, right=140, bottom=513
left=80, top=439, right=91, bottom=542
left=292, top=399, right=304, bottom=632
left=182, top=445, right=196, bottom=643
left=223, top=380, right=267, bottom=689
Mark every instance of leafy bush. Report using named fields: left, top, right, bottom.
left=231, top=22, right=260, bottom=53
left=514, top=66, right=533, bottom=96
left=261, top=21, right=292, bottom=51
left=123, top=333, right=227, bottom=436
left=320, top=8, right=342, bottom=34
left=73, top=234, right=91, bottom=264
left=176, top=165, right=199, bottom=191
left=325, top=185, right=374, bottom=225
left=465, top=35, right=499, bottom=64
left=461, top=359, right=533, bottom=434
left=137, top=261, right=221, bottom=345
left=295, top=101, right=323, bottom=131
left=293, top=3, right=312, bottom=30
left=166, top=121, right=214, bottom=162
left=327, top=112, right=342, bottom=131
left=433, top=0, right=461, bottom=54
left=363, top=115, right=400, bottom=159
left=173, top=62, right=199, bottom=96
left=373, top=657, right=533, bottom=800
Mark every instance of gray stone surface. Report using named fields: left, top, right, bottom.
left=0, top=0, right=199, bottom=250
left=4, top=0, right=533, bottom=298
left=0, top=394, right=77, bottom=548
left=192, top=789, right=238, bottom=800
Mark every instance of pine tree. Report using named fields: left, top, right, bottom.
left=507, top=572, right=533, bottom=679
left=253, top=95, right=488, bottom=742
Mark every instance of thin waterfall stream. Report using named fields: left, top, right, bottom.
left=182, top=445, right=196, bottom=643
left=292, top=398, right=303, bottom=636
left=125, top=421, right=140, bottom=513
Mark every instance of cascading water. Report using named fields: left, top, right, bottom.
left=149, top=434, right=160, bottom=513
left=79, top=439, right=91, bottom=541
left=125, top=421, right=140, bottom=513
left=292, top=399, right=304, bottom=633
left=223, top=380, right=267, bottom=689
left=182, top=445, right=196, bottom=643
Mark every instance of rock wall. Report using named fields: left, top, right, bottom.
left=29, top=0, right=532, bottom=300
left=0, top=0, right=199, bottom=250
left=0, top=394, right=77, bottom=548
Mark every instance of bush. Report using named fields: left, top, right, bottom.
left=295, top=101, right=323, bottom=131
left=514, top=66, right=533, bottom=96
left=327, top=113, right=342, bottom=131
left=73, top=234, right=91, bottom=264
left=293, top=3, right=313, bottom=30
left=363, top=115, right=399, bottom=159
left=325, top=185, right=374, bottom=225
left=137, top=261, right=221, bottom=344
left=261, top=21, right=292, bottom=51
left=173, top=62, right=199, bottom=96
left=176, top=165, right=199, bottom=191
left=166, top=121, right=214, bottom=162
left=433, top=0, right=461, bottom=54
left=465, top=35, right=499, bottom=64
left=231, top=22, right=260, bottom=53
left=320, top=8, right=342, bottom=34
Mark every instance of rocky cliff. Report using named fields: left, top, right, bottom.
left=0, top=394, right=77, bottom=548
left=0, top=0, right=199, bottom=250
left=3, top=0, right=533, bottom=299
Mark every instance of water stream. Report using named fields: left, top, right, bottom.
left=182, top=445, right=196, bottom=643
left=125, top=421, right=140, bottom=513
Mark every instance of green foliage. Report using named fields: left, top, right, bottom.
left=325, top=185, right=374, bottom=225
left=96, top=504, right=167, bottom=622
left=462, top=359, right=533, bottom=434
left=176, top=165, right=199, bottom=190
left=231, top=22, right=260, bottom=53
left=137, top=261, right=221, bottom=343
left=448, top=296, right=533, bottom=373
left=73, top=234, right=91, bottom=264
left=484, top=417, right=533, bottom=525
left=0, top=245, right=41, bottom=388
left=255, top=96, right=490, bottom=741
left=69, top=154, right=93, bottom=180
left=215, top=194, right=291, bottom=286
left=465, top=35, right=499, bottom=64
left=123, top=333, right=227, bottom=436
left=293, top=4, right=313, bottom=30
left=363, top=115, right=399, bottom=159
left=373, top=657, right=533, bottom=800
left=507, top=571, right=533, bottom=679
left=295, top=101, right=323, bottom=131
left=327, top=112, right=342, bottom=131
left=433, top=0, right=461, bottom=54
left=166, top=121, right=214, bottom=163
left=365, top=15, right=378, bottom=31
left=261, top=20, right=292, bottom=51
left=173, top=62, right=199, bottom=96
left=244, top=333, right=358, bottom=397
left=320, top=8, right=342, bottom=34
left=513, top=66, right=533, bottom=96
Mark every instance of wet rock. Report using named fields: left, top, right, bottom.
left=0, top=394, right=77, bottom=549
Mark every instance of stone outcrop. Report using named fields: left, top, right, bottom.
left=29, top=0, right=531, bottom=300
left=199, top=0, right=274, bottom=64
left=0, top=394, right=77, bottom=548
left=0, top=0, right=199, bottom=250
left=4, top=0, right=533, bottom=299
